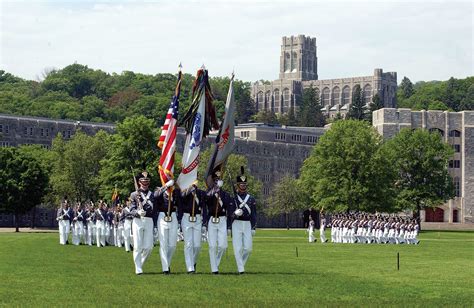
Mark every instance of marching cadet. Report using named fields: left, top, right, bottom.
left=72, top=203, right=86, bottom=245
left=86, top=202, right=96, bottom=246
left=178, top=184, right=208, bottom=274
left=130, top=171, right=159, bottom=275
left=206, top=170, right=234, bottom=275
left=106, top=205, right=114, bottom=246
left=114, top=205, right=124, bottom=248
left=95, top=200, right=108, bottom=247
left=156, top=180, right=179, bottom=274
left=320, top=213, right=328, bottom=243
left=308, top=216, right=315, bottom=243
left=121, top=198, right=133, bottom=252
left=229, top=167, right=257, bottom=274
left=56, top=198, right=73, bottom=245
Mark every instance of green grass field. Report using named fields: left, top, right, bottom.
left=0, top=230, right=473, bottom=307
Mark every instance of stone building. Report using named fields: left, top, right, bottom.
left=251, top=35, right=398, bottom=118
left=373, top=108, right=474, bottom=224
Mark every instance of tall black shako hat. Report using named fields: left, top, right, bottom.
left=236, top=166, right=247, bottom=184
left=136, top=171, right=151, bottom=184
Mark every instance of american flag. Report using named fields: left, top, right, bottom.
left=158, top=70, right=181, bottom=186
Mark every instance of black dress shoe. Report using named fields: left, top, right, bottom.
left=194, top=263, right=197, bottom=272
left=212, top=271, right=219, bottom=275
left=163, top=271, right=170, bottom=275
left=187, top=271, right=195, bottom=274
left=239, top=272, right=245, bottom=275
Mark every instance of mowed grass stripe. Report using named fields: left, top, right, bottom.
left=0, top=230, right=472, bottom=306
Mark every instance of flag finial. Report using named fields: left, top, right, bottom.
left=201, top=64, right=206, bottom=70
left=178, top=62, right=182, bottom=71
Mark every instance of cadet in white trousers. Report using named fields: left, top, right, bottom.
left=122, top=199, right=133, bottom=252
left=130, top=171, right=159, bottom=275
left=206, top=171, right=233, bottom=275
left=308, top=217, right=315, bottom=243
left=320, top=214, right=328, bottom=243
left=178, top=185, right=207, bottom=273
left=156, top=182, right=179, bottom=274
left=229, top=167, right=257, bottom=274
left=56, top=200, right=73, bottom=245
left=72, top=204, right=86, bottom=245
left=95, top=201, right=107, bottom=247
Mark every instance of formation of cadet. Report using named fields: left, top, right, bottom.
left=55, top=168, right=257, bottom=275
left=329, top=213, right=420, bottom=245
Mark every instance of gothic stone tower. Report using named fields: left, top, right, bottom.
left=279, top=35, right=318, bottom=81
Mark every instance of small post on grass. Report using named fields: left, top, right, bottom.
left=296, top=246, right=299, bottom=257
left=397, top=252, right=400, bottom=271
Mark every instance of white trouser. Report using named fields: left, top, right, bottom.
left=72, top=222, right=85, bottom=245
left=96, top=220, right=106, bottom=247
left=308, top=226, right=315, bottom=242
left=158, top=212, right=178, bottom=272
left=181, top=213, right=202, bottom=272
left=87, top=222, right=95, bottom=245
left=123, top=220, right=132, bottom=252
left=106, top=223, right=114, bottom=245
left=232, top=220, right=252, bottom=273
left=58, top=220, right=70, bottom=245
left=208, top=216, right=228, bottom=273
left=330, top=227, right=335, bottom=242
left=132, top=217, right=154, bottom=274
left=115, top=225, right=124, bottom=247
left=320, top=227, right=326, bottom=242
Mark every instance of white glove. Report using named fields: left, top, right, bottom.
left=165, top=180, right=174, bottom=188
left=234, top=209, right=243, bottom=217
left=138, top=209, right=146, bottom=217
left=153, top=227, right=158, bottom=235
left=217, top=180, right=223, bottom=188
left=227, top=229, right=231, bottom=236
left=251, top=229, right=256, bottom=237
left=202, top=226, right=207, bottom=234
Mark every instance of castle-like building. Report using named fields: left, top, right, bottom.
left=251, top=35, right=398, bottom=118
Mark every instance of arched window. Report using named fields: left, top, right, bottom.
left=363, top=84, right=372, bottom=104
left=449, top=130, right=461, bottom=137
left=257, top=91, right=264, bottom=110
left=429, top=128, right=444, bottom=137
left=322, top=87, right=330, bottom=106
left=342, top=86, right=351, bottom=105
left=265, top=91, right=272, bottom=112
left=291, top=51, right=297, bottom=72
left=273, top=89, right=280, bottom=113
left=331, top=86, right=340, bottom=106
left=283, top=88, right=291, bottom=112
left=284, top=53, right=290, bottom=72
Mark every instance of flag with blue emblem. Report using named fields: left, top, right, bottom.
left=177, top=67, right=218, bottom=191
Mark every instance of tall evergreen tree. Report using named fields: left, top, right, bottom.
left=347, top=85, right=367, bottom=121
left=400, top=76, right=415, bottom=99
left=298, top=85, right=325, bottom=127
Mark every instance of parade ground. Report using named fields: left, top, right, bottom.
left=0, top=230, right=473, bottom=306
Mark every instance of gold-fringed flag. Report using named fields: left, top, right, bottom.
left=177, top=67, right=218, bottom=191
left=111, top=184, right=119, bottom=206
left=205, top=74, right=236, bottom=188
left=158, top=66, right=182, bottom=186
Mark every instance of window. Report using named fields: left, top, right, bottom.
left=453, top=144, right=461, bottom=153
left=454, top=177, right=460, bottom=197
left=429, top=128, right=444, bottom=137
left=291, top=134, right=302, bottom=142
left=0, top=124, right=2, bottom=133
left=449, top=130, right=461, bottom=137
left=363, top=84, right=372, bottom=104
left=322, top=88, right=330, bottom=106
left=29, top=127, right=33, bottom=136
left=262, top=174, right=271, bottom=182
left=40, top=128, right=44, bottom=137
left=67, top=130, right=71, bottom=138
left=5, top=125, right=9, bottom=134
left=240, top=131, right=250, bottom=138
left=307, top=136, right=318, bottom=144
left=24, top=127, right=28, bottom=135
left=263, top=147, right=270, bottom=155
left=283, top=89, right=291, bottom=112
left=449, top=160, right=460, bottom=168
left=331, top=86, right=340, bottom=106
left=273, top=89, right=280, bottom=112
left=1, top=141, right=10, bottom=147
left=263, top=187, right=270, bottom=195
left=288, top=149, right=295, bottom=157
left=45, top=128, right=49, bottom=137
left=275, top=132, right=286, bottom=141
left=342, top=86, right=351, bottom=105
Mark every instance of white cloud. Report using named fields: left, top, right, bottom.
left=0, top=0, right=472, bottom=83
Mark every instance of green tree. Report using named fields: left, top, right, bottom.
left=98, top=116, right=160, bottom=201
left=298, top=85, right=325, bottom=127
left=400, top=76, right=415, bottom=99
left=347, top=85, right=367, bottom=121
left=50, top=130, right=109, bottom=203
left=0, top=146, right=48, bottom=232
left=265, top=175, right=303, bottom=229
left=299, top=120, right=394, bottom=213
left=381, top=128, right=455, bottom=225
left=252, top=110, right=278, bottom=124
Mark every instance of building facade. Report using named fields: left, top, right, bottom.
left=252, top=35, right=398, bottom=118
left=373, top=108, right=474, bottom=224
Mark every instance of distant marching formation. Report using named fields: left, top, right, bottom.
left=307, top=213, right=420, bottom=245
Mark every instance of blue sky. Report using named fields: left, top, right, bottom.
left=1, top=0, right=472, bottom=83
